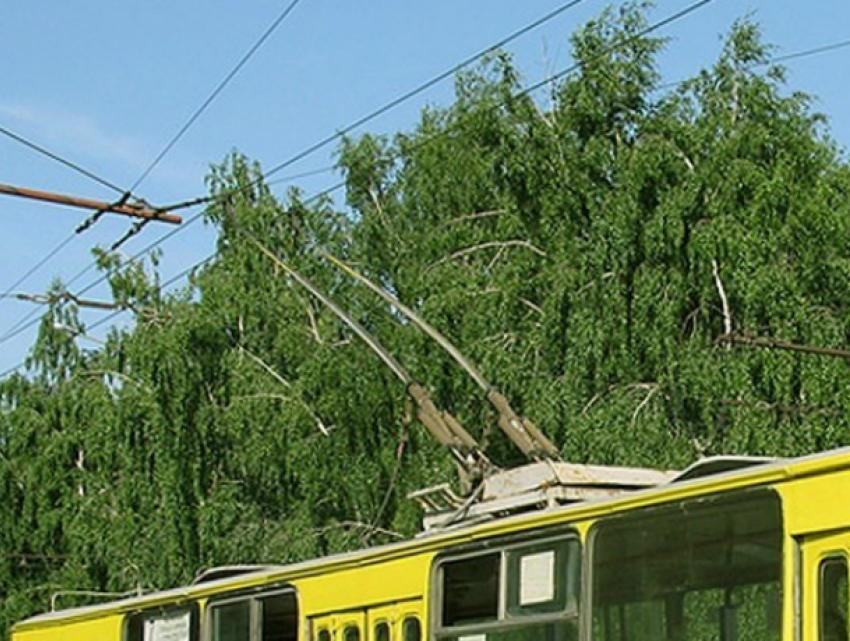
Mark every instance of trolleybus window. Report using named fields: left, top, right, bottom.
left=402, top=617, right=421, bottom=641
left=435, top=533, right=580, bottom=641
left=344, top=625, right=361, bottom=641
left=260, top=593, right=299, bottom=641
left=209, top=590, right=298, bottom=641
left=375, top=621, right=391, bottom=641
left=213, top=601, right=250, bottom=641
left=441, top=552, right=500, bottom=626
left=591, top=491, right=782, bottom=641
left=821, top=558, right=848, bottom=641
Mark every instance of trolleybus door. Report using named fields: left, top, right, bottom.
left=801, top=532, right=850, bottom=641
left=366, top=600, right=423, bottom=641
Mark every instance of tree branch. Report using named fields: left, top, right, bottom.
left=429, top=240, right=547, bottom=271
left=239, top=346, right=330, bottom=436
left=442, top=209, right=506, bottom=226
left=712, top=259, right=732, bottom=335
left=717, top=333, right=850, bottom=360
left=304, top=303, right=323, bottom=344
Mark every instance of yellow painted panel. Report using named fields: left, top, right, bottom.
left=12, top=613, right=123, bottom=641
left=296, top=552, right=433, bottom=616
left=779, top=469, right=850, bottom=535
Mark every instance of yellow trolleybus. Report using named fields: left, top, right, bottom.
left=11, top=446, right=850, bottom=641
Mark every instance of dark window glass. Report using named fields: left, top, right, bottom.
left=261, top=593, right=298, bottom=641
left=822, top=558, right=849, bottom=641
left=375, top=622, right=390, bottom=641
left=213, top=601, right=251, bottom=641
left=317, top=629, right=331, bottom=641
left=591, top=492, right=783, bottom=641
left=126, top=614, right=143, bottom=641
left=402, top=618, right=421, bottom=641
left=442, top=553, right=500, bottom=626
left=343, top=626, right=360, bottom=641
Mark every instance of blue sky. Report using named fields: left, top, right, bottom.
left=0, top=0, right=848, bottom=376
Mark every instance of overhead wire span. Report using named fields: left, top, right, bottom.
left=15, top=0, right=594, bottom=330
left=54, top=163, right=332, bottom=325
left=73, top=210, right=207, bottom=296
left=0, top=124, right=124, bottom=195
left=10, top=3, right=850, bottom=381
left=258, top=0, right=590, bottom=183
left=128, top=0, right=306, bottom=194
left=0, top=254, right=216, bottom=380
left=770, top=38, right=850, bottom=64
left=657, top=36, right=850, bottom=92
left=0, top=209, right=205, bottom=346
left=518, top=0, right=718, bottom=98
left=245, top=0, right=751, bottom=209
left=85, top=254, right=215, bottom=333
left=0, top=0, right=306, bottom=330
left=0, top=0, right=725, bottom=366
left=0, top=137, right=136, bottom=318
left=158, top=0, right=723, bottom=217
left=158, top=0, right=594, bottom=214
left=0, top=298, right=56, bottom=345
left=0, top=192, right=158, bottom=343
left=0, top=232, right=79, bottom=325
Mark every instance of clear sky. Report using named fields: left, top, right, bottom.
left=0, top=0, right=848, bottom=376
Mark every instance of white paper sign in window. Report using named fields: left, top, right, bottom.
left=519, top=550, right=555, bottom=605
left=458, top=635, right=487, bottom=641
left=144, top=610, right=191, bottom=641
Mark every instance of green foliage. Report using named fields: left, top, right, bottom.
left=3, top=7, right=850, bottom=638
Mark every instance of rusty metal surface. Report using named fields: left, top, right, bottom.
left=0, top=182, right=181, bottom=224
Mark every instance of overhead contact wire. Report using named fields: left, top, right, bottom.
left=159, top=0, right=594, bottom=213
left=0, top=0, right=306, bottom=343
left=0, top=232, right=79, bottom=336
left=22, top=0, right=594, bottom=324
left=128, top=0, right=306, bottom=193
left=67, top=0, right=729, bottom=316
left=0, top=124, right=124, bottom=195
left=12, top=1, right=844, bottom=379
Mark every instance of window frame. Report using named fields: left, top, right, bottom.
left=205, top=586, right=298, bottom=641
left=431, top=529, right=582, bottom=639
